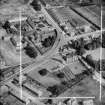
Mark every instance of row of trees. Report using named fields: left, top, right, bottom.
left=69, top=37, right=101, bottom=56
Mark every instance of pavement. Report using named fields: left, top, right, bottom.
left=2, top=3, right=105, bottom=85
left=0, top=4, right=64, bottom=85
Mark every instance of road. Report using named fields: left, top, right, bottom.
left=1, top=3, right=105, bottom=86
left=0, top=5, right=65, bottom=85
left=1, top=3, right=104, bottom=105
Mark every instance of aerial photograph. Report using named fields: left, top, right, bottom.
left=0, top=0, right=105, bottom=105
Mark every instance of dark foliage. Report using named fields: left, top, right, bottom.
left=3, top=21, right=11, bottom=30
left=41, top=36, right=55, bottom=48
left=57, top=72, right=65, bottom=78
left=102, top=33, right=105, bottom=48
left=30, top=0, right=41, bottom=11
left=47, top=85, right=59, bottom=95
left=38, top=69, right=48, bottom=76
left=46, top=99, right=52, bottom=104
left=24, top=45, right=37, bottom=58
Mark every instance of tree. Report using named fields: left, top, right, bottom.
left=0, top=0, right=9, bottom=5
left=38, top=69, right=48, bottom=76
left=41, top=36, right=55, bottom=48
left=78, top=101, right=83, bottom=105
left=102, top=33, right=105, bottom=48
left=76, top=47, right=85, bottom=55
left=24, top=45, right=37, bottom=58
left=47, top=85, right=59, bottom=96
left=0, top=102, right=3, bottom=105
left=3, top=21, right=11, bottom=30
left=86, top=55, right=96, bottom=68
left=30, top=0, right=41, bottom=11
left=57, top=72, right=65, bottom=78
left=46, top=99, right=52, bottom=104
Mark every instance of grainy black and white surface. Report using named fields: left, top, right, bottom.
left=0, top=0, right=105, bottom=105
